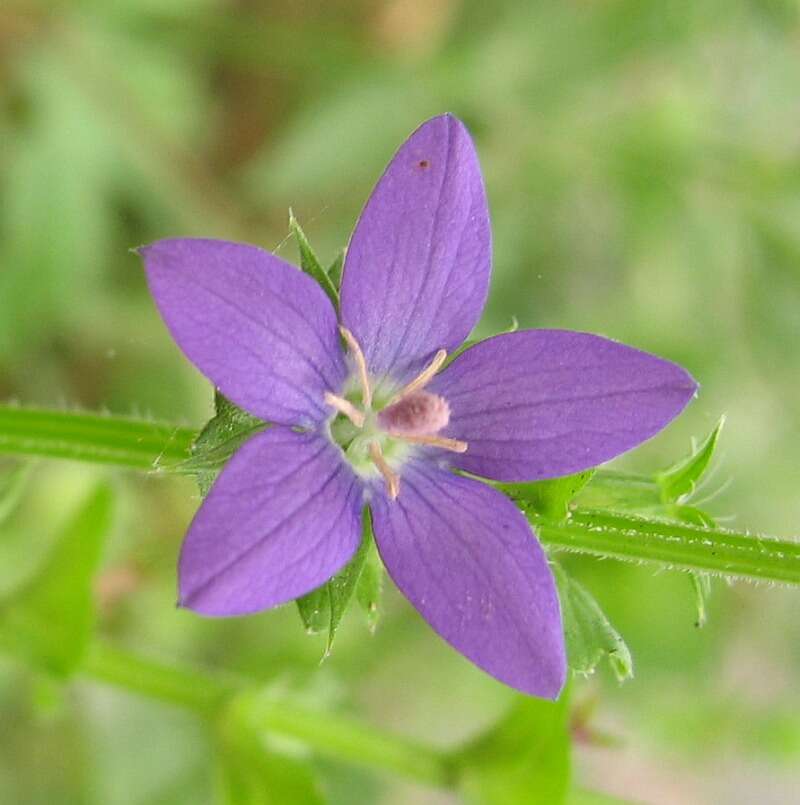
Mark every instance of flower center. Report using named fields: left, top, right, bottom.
left=324, top=326, right=466, bottom=500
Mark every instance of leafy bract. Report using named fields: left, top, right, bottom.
left=289, top=210, right=339, bottom=306
left=296, top=512, right=381, bottom=651
left=355, top=534, right=383, bottom=633
left=689, top=572, right=712, bottom=629
left=183, top=391, right=265, bottom=496
left=500, top=470, right=595, bottom=519
left=327, top=249, right=345, bottom=289
left=656, top=416, right=724, bottom=502
left=668, top=504, right=717, bottom=626
left=553, top=563, right=632, bottom=683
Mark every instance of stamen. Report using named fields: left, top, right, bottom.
left=339, top=326, right=372, bottom=408
left=324, top=392, right=365, bottom=428
left=387, top=349, right=447, bottom=405
left=387, top=432, right=468, bottom=453
left=369, top=442, right=400, bottom=499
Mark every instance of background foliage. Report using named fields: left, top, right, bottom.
left=1, top=1, right=799, bottom=802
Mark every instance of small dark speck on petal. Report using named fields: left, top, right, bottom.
left=418, top=159, right=429, bottom=169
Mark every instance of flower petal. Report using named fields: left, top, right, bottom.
left=430, top=329, right=697, bottom=482
left=340, top=114, right=490, bottom=385
left=370, top=462, right=566, bottom=698
left=140, top=238, right=346, bottom=426
left=179, top=427, right=362, bottom=616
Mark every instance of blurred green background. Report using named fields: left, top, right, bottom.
left=1, top=1, right=799, bottom=803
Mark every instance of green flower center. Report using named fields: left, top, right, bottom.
left=324, top=327, right=467, bottom=499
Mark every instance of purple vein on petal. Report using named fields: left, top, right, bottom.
left=340, top=115, right=491, bottom=383
left=141, top=238, right=346, bottom=427
left=178, top=428, right=362, bottom=615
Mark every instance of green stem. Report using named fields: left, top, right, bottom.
left=0, top=405, right=196, bottom=469
left=81, top=641, right=238, bottom=714
left=81, top=640, right=453, bottom=787
left=241, top=693, right=453, bottom=786
left=534, top=508, right=800, bottom=585
left=3, top=405, right=798, bottom=586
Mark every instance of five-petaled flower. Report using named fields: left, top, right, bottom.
left=139, top=115, right=696, bottom=699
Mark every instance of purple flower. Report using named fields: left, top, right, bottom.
left=140, top=115, right=696, bottom=698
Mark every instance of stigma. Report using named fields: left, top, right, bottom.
left=378, top=391, right=450, bottom=435
left=325, top=328, right=467, bottom=500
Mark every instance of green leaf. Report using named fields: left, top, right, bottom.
left=656, top=416, right=725, bottom=503
left=0, top=483, right=113, bottom=676
left=296, top=512, right=378, bottom=652
left=289, top=209, right=339, bottom=306
left=328, top=249, right=345, bottom=289
left=553, top=563, right=633, bottom=682
left=500, top=470, right=595, bottom=519
left=455, top=693, right=571, bottom=805
left=218, top=697, right=325, bottom=805
left=182, top=391, right=266, bottom=496
left=0, top=461, right=30, bottom=525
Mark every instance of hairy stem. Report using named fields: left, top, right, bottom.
left=3, top=406, right=798, bottom=586
left=0, top=405, right=195, bottom=469
left=81, top=640, right=453, bottom=787
left=534, top=508, right=800, bottom=585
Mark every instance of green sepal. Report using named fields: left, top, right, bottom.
left=355, top=531, right=384, bottom=632
left=0, top=483, right=113, bottom=676
left=182, top=391, right=266, bottom=496
left=328, top=248, right=345, bottom=289
left=296, top=510, right=381, bottom=652
left=295, top=584, right=330, bottom=636
left=552, top=563, right=633, bottom=683
left=500, top=470, right=595, bottom=519
left=454, top=691, right=571, bottom=805
left=656, top=416, right=725, bottom=503
left=289, top=209, right=339, bottom=306
left=444, top=319, right=519, bottom=369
